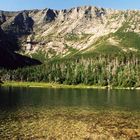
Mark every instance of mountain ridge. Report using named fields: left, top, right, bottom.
left=0, top=6, right=140, bottom=62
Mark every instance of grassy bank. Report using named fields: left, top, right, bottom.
left=0, top=81, right=137, bottom=89
left=1, top=81, right=109, bottom=89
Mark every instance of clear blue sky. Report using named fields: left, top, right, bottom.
left=0, top=0, right=140, bottom=11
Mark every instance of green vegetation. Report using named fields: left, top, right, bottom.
left=115, top=31, right=140, bottom=50
left=90, top=43, right=122, bottom=54
left=1, top=52, right=140, bottom=88
left=31, top=50, right=48, bottom=62
left=81, top=31, right=140, bottom=57
left=2, top=81, right=107, bottom=89
left=65, top=33, right=91, bottom=42
left=64, top=44, right=78, bottom=57
left=96, top=44, right=121, bottom=53
left=1, top=28, right=140, bottom=89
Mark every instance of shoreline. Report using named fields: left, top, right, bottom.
left=0, top=81, right=139, bottom=90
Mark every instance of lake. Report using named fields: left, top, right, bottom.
left=0, top=87, right=140, bottom=139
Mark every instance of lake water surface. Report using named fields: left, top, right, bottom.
left=0, top=87, right=140, bottom=139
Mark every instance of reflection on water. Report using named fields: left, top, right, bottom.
left=0, top=87, right=140, bottom=110
left=0, top=87, right=140, bottom=139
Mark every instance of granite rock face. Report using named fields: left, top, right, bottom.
left=43, top=9, right=57, bottom=23
left=0, top=11, right=6, bottom=25
left=0, top=22, right=41, bottom=69
left=1, top=11, right=34, bottom=35
left=0, top=6, right=140, bottom=59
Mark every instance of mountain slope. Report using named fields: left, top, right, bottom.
left=0, top=6, right=140, bottom=61
left=0, top=27, right=41, bottom=69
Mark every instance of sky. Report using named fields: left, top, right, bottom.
left=0, top=0, right=140, bottom=11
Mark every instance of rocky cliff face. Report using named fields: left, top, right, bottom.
left=1, top=11, right=34, bottom=35
left=0, top=26, right=41, bottom=69
left=0, top=6, right=140, bottom=60
left=0, top=11, right=6, bottom=24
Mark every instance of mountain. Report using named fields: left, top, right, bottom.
left=0, top=6, right=140, bottom=61
left=0, top=26, right=41, bottom=69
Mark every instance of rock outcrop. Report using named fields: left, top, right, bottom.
left=0, top=11, right=6, bottom=25
left=0, top=6, right=140, bottom=60
left=0, top=25, right=41, bottom=69
left=2, top=11, right=34, bottom=35
left=43, top=9, right=57, bottom=23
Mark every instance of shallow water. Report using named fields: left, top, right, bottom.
left=0, top=87, right=140, bottom=139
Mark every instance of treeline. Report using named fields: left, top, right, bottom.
left=1, top=53, right=140, bottom=87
